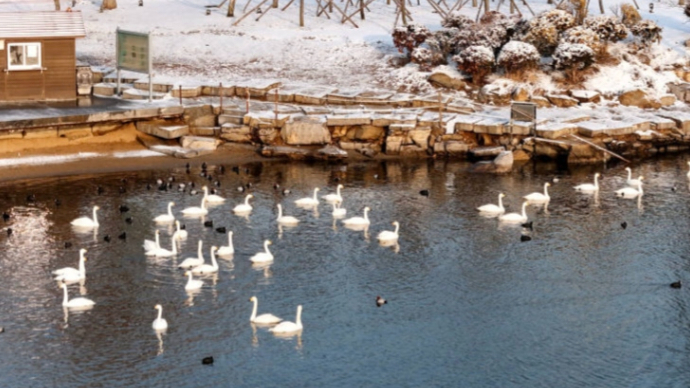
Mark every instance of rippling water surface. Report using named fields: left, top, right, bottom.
left=1, top=157, right=690, bottom=387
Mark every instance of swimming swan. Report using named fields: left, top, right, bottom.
left=152, top=304, right=168, bottom=331
left=322, top=184, right=344, bottom=203
left=61, top=283, right=95, bottom=309
left=574, top=173, right=600, bottom=193
left=181, top=197, right=208, bottom=216
left=498, top=201, right=529, bottom=223
left=174, top=221, right=188, bottom=240
left=377, top=221, right=400, bottom=242
left=615, top=178, right=643, bottom=198
left=523, top=183, right=550, bottom=203
left=276, top=204, right=300, bottom=225
left=71, top=206, right=99, bottom=228
left=269, top=305, right=303, bottom=334
left=625, top=167, right=643, bottom=187
left=343, top=206, right=370, bottom=226
left=250, top=240, right=273, bottom=264
left=249, top=296, right=282, bottom=325
left=53, top=248, right=87, bottom=283
left=202, top=185, right=226, bottom=204
left=233, top=194, right=254, bottom=214
left=144, top=230, right=161, bottom=255
left=154, top=202, right=175, bottom=223
left=191, top=246, right=219, bottom=275
left=332, top=201, right=347, bottom=218
left=216, top=231, right=235, bottom=257
left=178, top=240, right=204, bottom=269
left=477, top=193, right=505, bottom=214
left=184, top=271, right=204, bottom=290
left=295, top=188, right=320, bottom=207
left=150, top=230, right=178, bottom=257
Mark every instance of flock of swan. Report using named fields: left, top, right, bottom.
left=476, top=166, right=650, bottom=224
left=57, top=177, right=400, bottom=340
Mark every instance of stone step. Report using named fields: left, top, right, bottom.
left=469, top=146, right=505, bottom=159
left=190, top=126, right=220, bottom=136
left=136, top=121, right=189, bottom=139
left=133, top=80, right=174, bottom=93
left=92, top=83, right=116, bottom=97
left=171, top=86, right=202, bottom=98
left=122, top=88, right=166, bottom=100
left=180, top=135, right=221, bottom=151
left=218, top=114, right=245, bottom=126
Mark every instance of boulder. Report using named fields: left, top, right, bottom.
left=183, top=105, right=216, bottom=127
left=618, top=89, right=661, bottom=109
left=546, top=94, right=579, bottom=108
left=260, top=146, right=311, bottom=160
left=281, top=118, right=330, bottom=145
left=257, top=128, right=279, bottom=144
left=659, top=94, right=677, bottom=107
left=511, top=86, right=530, bottom=102
left=478, top=84, right=511, bottom=105
left=530, top=96, right=552, bottom=108
left=180, top=136, right=221, bottom=151
left=428, top=70, right=467, bottom=90
left=220, top=124, right=252, bottom=143
left=570, top=90, right=601, bottom=104
left=345, top=125, right=385, bottom=141
left=316, top=145, right=348, bottom=160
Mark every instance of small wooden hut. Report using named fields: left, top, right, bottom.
left=0, top=11, right=86, bottom=102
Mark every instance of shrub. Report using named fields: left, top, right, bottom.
left=583, top=15, right=628, bottom=42
left=630, top=20, right=663, bottom=46
left=515, top=10, right=574, bottom=55
left=620, top=4, right=641, bottom=27
left=553, top=43, right=594, bottom=70
left=442, top=12, right=475, bottom=29
left=427, top=28, right=460, bottom=57
left=410, top=47, right=446, bottom=71
left=538, top=9, right=576, bottom=32
left=561, top=26, right=603, bottom=54
left=392, top=24, right=431, bottom=58
left=453, top=45, right=495, bottom=84
left=496, top=40, right=540, bottom=77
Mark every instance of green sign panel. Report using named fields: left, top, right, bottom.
left=116, top=29, right=150, bottom=73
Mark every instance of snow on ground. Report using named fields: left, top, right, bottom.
left=0, top=0, right=687, bottom=97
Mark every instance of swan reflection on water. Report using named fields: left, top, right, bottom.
left=156, top=330, right=165, bottom=356
left=378, top=239, right=400, bottom=253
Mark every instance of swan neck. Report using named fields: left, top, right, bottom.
left=522, top=203, right=527, bottom=216
left=544, top=184, right=549, bottom=196
left=498, top=195, right=503, bottom=209
left=228, top=233, right=234, bottom=249
left=211, top=249, right=218, bottom=268
left=92, top=207, right=99, bottom=226
left=313, top=189, right=318, bottom=200
left=277, top=205, right=283, bottom=219
left=627, top=169, right=632, bottom=180
left=364, top=208, right=369, bottom=220
left=171, top=237, right=177, bottom=254
left=79, top=255, right=86, bottom=275
left=296, top=306, right=302, bottom=326
left=264, top=241, right=271, bottom=255
left=594, top=175, right=599, bottom=188
left=197, top=240, right=203, bottom=257
left=250, top=299, right=258, bottom=321
left=245, top=196, right=251, bottom=205
left=157, top=307, right=163, bottom=321
left=155, top=232, right=160, bottom=248
left=394, top=223, right=399, bottom=234
left=62, top=284, right=68, bottom=305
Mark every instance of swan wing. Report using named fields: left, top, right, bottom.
left=253, top=313, right=283, bottom=324
left=52, top=267, right=78, bottom=276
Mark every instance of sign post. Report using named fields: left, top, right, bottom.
left=116, top=28, right=152, bottom=101
left=510, top=102, right=537, bottom=142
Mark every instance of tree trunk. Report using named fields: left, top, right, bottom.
left=101, top=0, right=118, bottom=10
left=54, top=0, right=60, bottom=10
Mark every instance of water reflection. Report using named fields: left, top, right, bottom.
left=156, top=331, right=165, bottom=356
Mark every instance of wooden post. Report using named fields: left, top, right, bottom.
left=401, top=0, right=406, bottom=25
left=179, top=85, right=182, bottom=105
left=273, top=0, right=279, bottom=8
left=472, top=0, right=476, bottom=7
left=228, top=0, right=236, bottom=16
left=483, top=0, right=489, bottom=13
left=359, top=0, right=365, bottom=19
left=300, top=0, right=304, bottom=26
left=246, top=89, right=250, bottom=114
left=219, top=82, right=223, bottom=112
left=437, top=91, right=443, bottom=129
left=274, top=89, right=279, bottom=123
left=510, top=0, right=514, bottom=13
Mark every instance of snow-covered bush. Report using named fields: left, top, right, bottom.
left=583, top=16, right=628, bottom=43
left=553, top=43, right=594, bottom=70
left=561, top=26, right=602, bottom=54
left=427, top=28, right=460, bottom=56
left=479, top=11, right=520, bottom=34
left=442, top=12, right=475, bottom=29
left=496, top=41, right=540, bottom=77
left=453, top=45, right=495, bottom=84
left=411, top=47, right=446, bottom=71
left=620, top=4, right=641, bottom=27
left=630, top=20, right=662, bottom=47
left=392, top=24, right=431, bottom=58
left=515, top=10, right=574, bottom=55
left=453, top=25, right=503, bottom=53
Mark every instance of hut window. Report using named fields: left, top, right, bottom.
left=7, top=43, right=41, bottom=70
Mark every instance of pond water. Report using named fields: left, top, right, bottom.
left=1, top=157, right=690, bottom=387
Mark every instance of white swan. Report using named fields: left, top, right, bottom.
left=61, top=282, right=95, bottom=310
left=154, top=202, right=175, bottom=223
left=295, top=188, right=320, bottom=207
left=250, top=240, right=273, bottom=264
left=332, top=201, right=347, bottom=218
left=53, top=248, right=87, bottom=283
left=574, top=173, right=600, bottom=193
left=625, top=167, right=643, bottom=187
left=322, top=184, right=344, bottom=203
left=191, top=246, right=219, bottom=275
left=615, top=178, right=643, bottom=198
left=498, top=201, right=529, bottom=223
left=181, top=197, right=208, bottom=216
left=216, top=231, right=235, bottom=257
left=202, top=185, right=226, bottom=204
left=249, top=296, right=282, bottom=325
left=523, top=183, right=550, bottom=203
left=477, top=193, right=505, bottom=214
left=184, top=271, right=204, bottom=290
left=343, top=206, right=370, bottom=226
left=152, top=304, right=168, bottom=331
left=178, top=240, right=204, bottom=269
left=233, top=194, right=254, bottom=214
left=276, top=204, right=300, bottom=225
left=150, top=230, right=178, bottom=257
left=269, top=305, right=303, bottom=335
left=144, top=230, right=161, bottom=255
left=71, top=205, right=99, bottom=228
left=174, top=220, right=188, bottom=240
left=377, top=221, right=400, bottom=242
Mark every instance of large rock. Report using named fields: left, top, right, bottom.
left=511, top=86, right=530, bottom=102
left=345, top=125, right=385, bottom=141
left=618, top=89, right=661, bottom=109
left=546, top=94, right=579, bottom=108
left=428, top=70, right=467, bottom=90
left=180, top=136, right=221, bottom=151
left=220, top=124, right=252, bottom=143
left=478, top=84, right=511, bottom=105
left=183, top=105, right=216, bottom=127
left=281, top=118, right=330, bottom=145
left=316, top=145, right=348, bottom=160
left=571, top=90, right=601, bottom=104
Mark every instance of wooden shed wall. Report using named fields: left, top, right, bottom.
left=0, top=38, right=76, bottom=102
